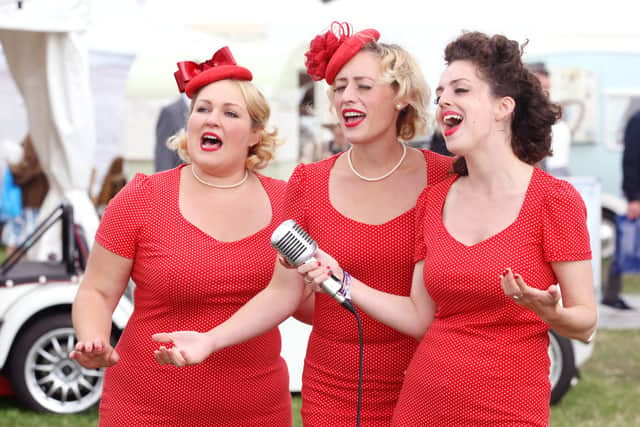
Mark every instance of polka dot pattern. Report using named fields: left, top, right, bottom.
left=393, top=168, right=591, bottom=426
left=284, top=150, right=453, bottom=426
left=95, top=165, right=292, bottom=426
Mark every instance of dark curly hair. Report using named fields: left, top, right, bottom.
left=443, top=31, right=561, bottom=175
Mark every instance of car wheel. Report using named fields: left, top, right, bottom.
left=601, top=208, right=616, bottom=260
left=548, top=329, right=576, bottom=405
left=7, top=312, right=107, bottom=414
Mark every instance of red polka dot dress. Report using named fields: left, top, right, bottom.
left=95, top=165, right=292, bottom=427
left=392, top=168, right=591, bottom=426
left=284, top=150, right=453, bottom=426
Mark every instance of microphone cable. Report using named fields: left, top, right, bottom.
left=269, top=220, right=364, bottom=426
left=342, top=299, right=363, bottom=427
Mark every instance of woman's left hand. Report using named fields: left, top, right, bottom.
left=152, top=331, right=215, bottom=367
left=500, top=268, right=562, bottom=320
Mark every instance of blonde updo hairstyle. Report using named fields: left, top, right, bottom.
left=327, top=41, right=431, bottom=142
left=168, top=79, right=282, bottom=170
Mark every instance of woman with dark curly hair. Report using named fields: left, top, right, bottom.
left=150, top=22, right=453, bottom=426
left=299, top=31, right=597, bottom=426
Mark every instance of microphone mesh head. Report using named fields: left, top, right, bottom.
left=271, top=220, right=317, bottom=266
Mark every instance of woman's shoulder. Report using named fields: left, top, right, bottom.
left=416, top=173, right=457, bottom=207
left=532, top=168, right=586, bottom=212
left=301, top=156, right=337, bottom=173
left=419, top=148, right=455, bottom=184
left=256, top=172, right=287, bottom=193
left=122, top=165, right=182, bottom=199
left=287, top=156, right=337, bottom=184
left=534, top=169, right=581, bottom=199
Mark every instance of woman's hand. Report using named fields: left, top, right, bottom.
left=277, top=255, right=296, bottom=269
left=69, top=339, right=119, bottom=369
left=500, top=268, right=562, bottom=321
left=152, top=331, right=215, bottom=367
left=296, top=248, right=342, bottom=293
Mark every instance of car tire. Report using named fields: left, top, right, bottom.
left=7, top=312, right=108, bottom=414
left=548, top=329, right=576, bottom=405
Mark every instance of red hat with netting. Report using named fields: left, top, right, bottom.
left=304, top=22, right=380, bottom=85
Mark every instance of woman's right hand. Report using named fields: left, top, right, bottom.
left=69, top=339, right=119, bottom=369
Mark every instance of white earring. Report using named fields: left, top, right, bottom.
left=396, top=104, right=404, bottom=110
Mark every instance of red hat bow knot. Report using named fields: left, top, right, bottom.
left=174, top=46, right=252, bottom=98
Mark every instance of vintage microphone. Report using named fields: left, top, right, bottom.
left=270, top=219, right=363, bottom=426
left=270, top=219, right=356, bottom=313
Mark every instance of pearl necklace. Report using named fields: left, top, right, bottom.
left=346, top=143, right=407, bottom=182
left=191, top=166, right=249, bottom=189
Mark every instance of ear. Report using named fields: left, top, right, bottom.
left=249, top=127, right=263, bottom=148
left=494, top=96, right=515, bottom=121
left=395, top=96, right=410, bottom=111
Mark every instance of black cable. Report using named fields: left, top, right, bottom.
left=342, top=300, right=363, bottom=427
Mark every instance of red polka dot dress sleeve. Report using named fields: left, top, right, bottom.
left=282, top=162, right=309, bottom=230
left=424, top=149, right=454, bottom=185
left=95, top=172, right=152, bottom=258
left=542, top=178, right=592, bottom=262
left=97, top=166, right=292, bottom=427
left=393, top=168, right=579, bottom=426
left=415, top=150, right=453, bottom=263
left=413, top=184, right=433, bottom=263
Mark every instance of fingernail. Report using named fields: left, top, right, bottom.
left=502, top=269, right=508, bottom=276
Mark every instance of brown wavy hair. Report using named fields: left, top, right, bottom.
left=443, top=31, right=560, bottom=175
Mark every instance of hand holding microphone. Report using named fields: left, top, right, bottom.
left=297, top=247, right=341, bottom=289
left=271, top=220, right=355, bottom=313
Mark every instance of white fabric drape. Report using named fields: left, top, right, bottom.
left=0, top=0, right=98, bottom=259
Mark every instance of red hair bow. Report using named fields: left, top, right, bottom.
left=174, top=47, right=239, bottom=93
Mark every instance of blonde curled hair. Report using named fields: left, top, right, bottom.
left=168, top=80, right=282, bottom=170
left=327, top=41, right=431, bottom=142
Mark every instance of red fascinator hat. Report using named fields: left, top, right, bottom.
left=305, top=22, right=380, bottom=85
left=174, top=46, right=253, bottom=98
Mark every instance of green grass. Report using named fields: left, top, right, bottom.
left=1, top=329, right=638, bottom=426
left=549, top=329, right=640, bottom=427
left=0, top=401, right=98, bottom=427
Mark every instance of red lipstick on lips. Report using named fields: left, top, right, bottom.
left=343, top=108, right=365, bottom=128
left=441, top=110, right=462, bottom=137
left=201, top=132, right=222, bottom=152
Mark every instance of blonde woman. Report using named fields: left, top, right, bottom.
left=71, top=47, right=292, bottom=426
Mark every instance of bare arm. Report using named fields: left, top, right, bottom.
left=292, top=287, right=315, bottom=325
left=299, top=249, right=436, bottom=340
left=70, top=243, right=133, bottom=368
left=349, top=260, right=435, bottom=340
left=153, top=260, right=306, bottom=366
left=501, top=260, right=597, bottom=342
